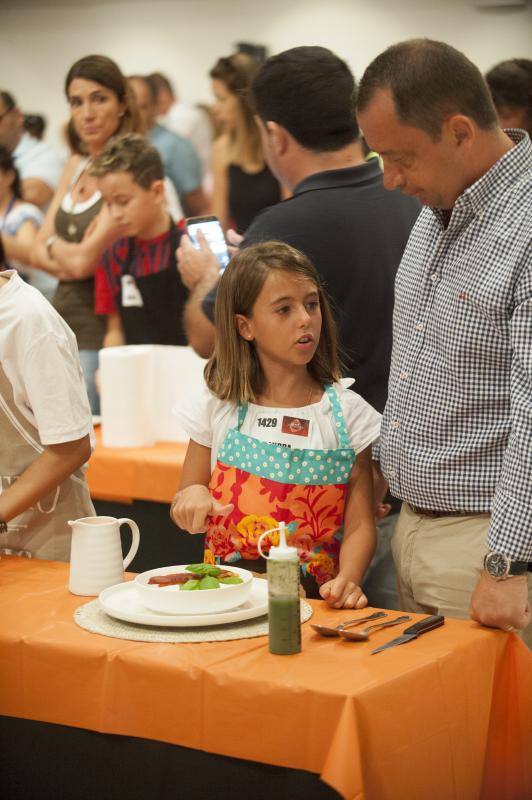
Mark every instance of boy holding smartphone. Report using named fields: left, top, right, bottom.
left=91, top=134, right=189, bottom=347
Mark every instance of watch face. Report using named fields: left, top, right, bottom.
left=485, top=552, right=509, bottom=578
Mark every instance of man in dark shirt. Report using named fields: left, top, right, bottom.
left=179, top=46, right=419, bottom=414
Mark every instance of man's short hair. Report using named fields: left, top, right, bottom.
left=23, top=114, right=46, bottom=140
left=129, top=74, right=158, bottom=105
left=357, top=39, right=498, bottom=140
left=90, top=133, right=164, bottom=188
left=147, top=72, right=174, bottom=98
left=0, top=91, right=16, bottom=112
left=485, top=58, right=532, bottom=113
left=251, top=46, right=359, bottom=152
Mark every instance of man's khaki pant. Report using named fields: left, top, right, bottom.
left=391, top=503, right=532, bottom=648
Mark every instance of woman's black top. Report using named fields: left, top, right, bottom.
left=228, top=164, right=281, bottom=233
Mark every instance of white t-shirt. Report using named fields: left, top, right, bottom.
left=1, top=200, right=43, bottom=272
left=0, top=271, right=93, bottom=445
left=13, top=132, right=64, bottom=191
left=179, top=379, right=381, bottom=472
left=0, top=200, right=43, bottom=237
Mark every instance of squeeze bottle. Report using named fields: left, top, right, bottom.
left=258, top=522, right=301, bottom=655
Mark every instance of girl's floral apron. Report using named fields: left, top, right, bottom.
left=205, top=385, right=355, bottom=586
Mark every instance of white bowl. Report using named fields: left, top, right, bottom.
left=134, top=564, right=253, bottom=615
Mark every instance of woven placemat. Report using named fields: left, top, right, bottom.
left=74, top=599, right=313, bottom=643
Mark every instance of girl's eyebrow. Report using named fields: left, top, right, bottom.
left=270, top=289, right=319, bottom=306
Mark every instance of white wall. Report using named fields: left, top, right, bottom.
left=1, top=0, right=531, bottom=151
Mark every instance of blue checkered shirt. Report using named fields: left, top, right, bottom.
left=380, top=130, right=532, bottom=561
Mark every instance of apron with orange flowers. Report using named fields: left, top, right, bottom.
left=205, top=385, right=356, bottom=588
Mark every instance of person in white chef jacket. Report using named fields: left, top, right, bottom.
left=0, top=262, right=95, bottom=560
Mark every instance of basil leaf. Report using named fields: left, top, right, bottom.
left=180, top=579, right=200, bottom=591
left=218, top=576, right=243, bottom=585
left=186, top=564, right=221, bottom=576
left=198, top=576, right=220, bottom=590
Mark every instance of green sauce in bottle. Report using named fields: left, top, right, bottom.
left=268, top=594, right=301, bottom=655
left=259, top=521, right=301, bottom=655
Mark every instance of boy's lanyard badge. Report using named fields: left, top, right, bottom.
left=121, top=274, right=144, bottom=307
left=205, top=385, right=356, bottom=586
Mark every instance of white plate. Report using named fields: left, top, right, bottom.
left=99, top=578, right=268, bottom=627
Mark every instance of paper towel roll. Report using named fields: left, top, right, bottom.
left=153, top=346, right=207, bottom=442
left=100, top=346, right=156, bottom=447
left=99, top=345, right=207, bottom=446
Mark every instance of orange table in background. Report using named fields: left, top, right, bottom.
left=1, top=557, right=531, bottom=800
left=86, top=427, right=186, bottom=504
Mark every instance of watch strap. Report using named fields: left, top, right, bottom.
left=508, top=560, right=530, bottom=576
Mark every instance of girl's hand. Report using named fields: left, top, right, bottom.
left=319, top=576, right=368, bottom=609
left=170, top=484, right=233, bottom=534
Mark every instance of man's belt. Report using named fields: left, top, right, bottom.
left=408, top=504, right=483, bottom=519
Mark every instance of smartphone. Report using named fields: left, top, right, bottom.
left=185, top=215, right=230, bottom=271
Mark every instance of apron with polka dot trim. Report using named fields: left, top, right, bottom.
left=205, top=385, right=355, bottom=586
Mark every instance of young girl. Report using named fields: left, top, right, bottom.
left=172, top=242, right=381, bottom=606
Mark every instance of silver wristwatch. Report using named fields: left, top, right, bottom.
left=484, top=551, right=529, bottom=581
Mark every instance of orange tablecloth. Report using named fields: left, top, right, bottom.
left=1, top=557, right=531, bottom=800
left=86, top=427, right=186, bottom=503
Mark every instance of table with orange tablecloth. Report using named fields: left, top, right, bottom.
left=1, top=557, right=531, bottom=800
left=86, top=427, right=186, bottom=504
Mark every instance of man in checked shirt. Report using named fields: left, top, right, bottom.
left=357, top=39, right=531, bottom=645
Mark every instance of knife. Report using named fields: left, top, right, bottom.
left=370, top=614, right=445, bottom=654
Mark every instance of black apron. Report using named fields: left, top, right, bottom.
left=118, top=220, right=188, bottom=346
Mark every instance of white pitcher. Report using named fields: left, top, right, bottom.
left=68, top=516, right=140, bottom=596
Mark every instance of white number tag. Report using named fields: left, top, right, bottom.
left=121, top=275, right=144, bottom=307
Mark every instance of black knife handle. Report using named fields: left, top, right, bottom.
left=403, top=615, right=445, bottom=636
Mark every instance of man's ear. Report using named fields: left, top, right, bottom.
left=235, top=313, right=253, bottom=341
left=264, top=121, right=290, bottom=156
left=446, top=114, right=475, bottom=149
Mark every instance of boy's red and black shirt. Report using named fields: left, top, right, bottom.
left=94, top=223, right=183, bottom=315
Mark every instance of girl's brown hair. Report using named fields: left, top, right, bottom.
left=210, top=53, right=263, bottom=166
left=64, top=55, right=142, bottom=155
left=205, top=241, right=342, bottom=404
